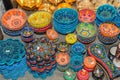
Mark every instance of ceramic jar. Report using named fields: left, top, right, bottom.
left=16, top=0, right=42, bottom=10
left=28, top=11, right=52, bottom=33
left=76, top=0, right=94, bottom=11
left=77, top=69, right=89, bottom=80
left=84, top=56, right=96, bottom=72
left=98, top=23, right=119, bottom=44
left=53, top=8, right=78, bottom=34
left=56, top=52, right=70, bottom=72
left=21, top=27, right=34, bottom=43
left=1, top=9, right=27, bottom=36
left=64, top=69, right=76, bottom=80
left=76, top=23, right=96, bottom=44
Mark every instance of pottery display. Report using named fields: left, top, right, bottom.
left=1, top=9, right=27, bottom=36
left=16, top=0, right=42, bottom=10
left=0, top=39, right=27, bottom=80
left=53, top=8, right=78, bottom=34
left=76, top=0, right=94, bottom=11
left=78, top=9, right=96, bottom=23
left=28, top=11, right=52, bottom=33
left=56, top=52, right=70, bottom=72
left=26, top=37, right=56, bottom=79
left=76, top=23, right=96, bottom=44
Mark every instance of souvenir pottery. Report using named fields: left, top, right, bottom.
left=65, top=0, right=76, bottom=4
left=0, top=39, right=27, bottom=80
left=84, top=56, right=96, bottom=72
left=0, top=28, right=3, bottom=40
left=65, top=33, right=77, bottom=44
left=16, top=0, right=42, bottom=10
left=46, top=29, right=59, bottom=42
left=108, top=45, right=117, bottom=61
left=64, top=69, right=76, bottom=80
left=78, top=9, right=96, bottom=23
left=28, top=11, right=52, bottom=33
left=77, top=69, right=89, bottom=80
left=53, top=8, right=78, bottom=34
left=21, top=27, right=34, bottom=43
left=76, top=23, right=96, bottom=44
left=76, top=0, right=94, bottom=11
left=70, top=56, right=83, bottom=72
left=57, top=3, right=72, bottom=9
left=26, top=38, right=56, bottom=79
left=88, top=43, right=120, bottom=79
left=70, top=42, right=86, bottom=57
left=1, top=9, right=27, bottom=36
left=48, top=0, right=63, bottom=5
left=57, top=42, right=69, bottom=52
left=56, top=52, right=70, bottom=72
left=98, top=23, right=119, bottom=44
left=38, top=3, right=56, bottom=14
left=96, top=4, right=116, bottom=22
left=92, top=67, right=104, bottom=80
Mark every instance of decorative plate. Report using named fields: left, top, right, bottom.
left=1, top=9, right=27, bottom=31
left=76, top=23, right=96, bottom=38
left=78, top=9, right=96, bottom=22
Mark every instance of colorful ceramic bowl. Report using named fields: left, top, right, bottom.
left=96, top=4, right=116, bottom=22
left=99, top=23, right=120, bottom=38
left=76, top=23, right=96, bottom=44
left=57, top=3, right=72, bottom=9
left=64, top=69, right=76, bottom=80
left=65, top=33, right=77, bottom=44
left=77, top=69, right=89, bottom=80
left=56, top=52, right=70, bottom=66
left=28, top=11, right=52, bottom=29
left=1, top=9, right=27, bottom=31
left=57, top=42, right=69, bottom=52
left=78, top=9, right=96, bottom=22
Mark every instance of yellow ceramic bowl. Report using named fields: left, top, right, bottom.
left=28, top=11, right=52, bottom=28
left=65, top=33, right=77, bottom=44
left=57, top=3, right=72, bottom=9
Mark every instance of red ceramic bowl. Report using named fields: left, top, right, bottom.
left=1, top=9, right=27, bottom=31
left=78, top=9, right=96, bottom=23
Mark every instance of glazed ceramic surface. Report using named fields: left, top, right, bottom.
left=1, top=9, right=27, bottom=31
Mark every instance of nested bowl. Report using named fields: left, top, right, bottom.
left=96, top=4, right=116, bottom=22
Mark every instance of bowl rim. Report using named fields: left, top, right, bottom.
left=53, top=8, right=78, bottom=24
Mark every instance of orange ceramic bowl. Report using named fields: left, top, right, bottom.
left=1, top=9, right=27, bottom=31
left=84, top=56, right=96, bottom=69
left=57, top=3, right=72, bottom=9
left=99, top=23, right=120, bottom=37
left=46, top=29, right=59, bottom=40
left=56, top=52, right=70, bottom=66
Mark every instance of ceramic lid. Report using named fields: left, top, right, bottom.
left=64, top=69, right=76, bottom=80
left=28, top=11, right=52, bottom=28
left=84, top=56, right=96, bottom=68
left=78, top=9, right=96, bottom=22
left=1, top=9, right=27, bottom=31
left=65, top=33, right=77, bottom=44
left=76, top=23, right=96, bottom=38
left=56, top=52, right=70, bottom=65
left=77, top=69, right=89, bottom=79
left=99, top=23, right=120, bottom=37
